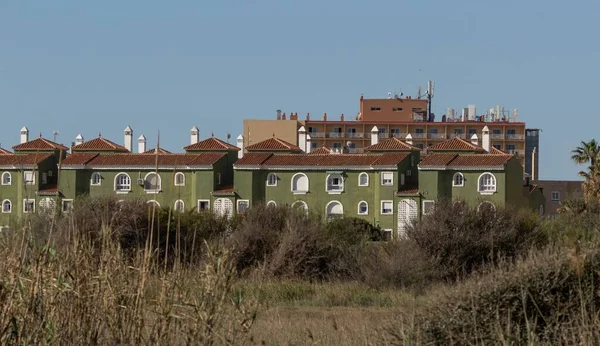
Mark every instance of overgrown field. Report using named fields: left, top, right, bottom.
left=1, top=197, right=599, bottom=345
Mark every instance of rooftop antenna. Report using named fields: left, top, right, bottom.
left=425, top=80, right=435, bottom=118
left=226, top=132, right=231, bottom=143
left=395, top=90, right=403, bottom=99
left=53, top=130, right=59, bottom=142
left=417, top=85, right=422, bottom=99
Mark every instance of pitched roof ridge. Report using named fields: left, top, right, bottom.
left=183, top=137, right=240, bottom=151
left=12, top=137, right=69, bottom=151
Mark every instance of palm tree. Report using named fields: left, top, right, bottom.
left=571, top=140, right=600, bottom=203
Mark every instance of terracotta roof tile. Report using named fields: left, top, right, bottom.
left=0, top=148, right=12, bottom=155
left=184, top=137, right=240, bottom=151
left=0, top=153, right=53, bottom=167
left=364, top=137, right=419, bottom=152
left=72, top=137, right=129, bottom=152
left=236, top=153, right=409, bottom=168
left=62, top=153, right=225, bottom=168
left=143, top=147, right=172, bottom=154
left=38, top=185, right=59, bottom=196
left=397, top=183, right=420, bottom=195
left=419, top=153, right=458, bottom=167
left=62, top=153, right=100, bottom=166
left=447, top=154, right=512, bottom=168
left=427, top=137, right=485, bottom=152
left=309, top=147, right=332, bottom=154
left=12, top=138, right=69, bottom=151
left=246, top=137, right=302, bottom=152
left=234, top=153, right=273, bottom=166
left=213, top=185, right=235, bottom=195
left=489, top=147, right=506, bottom=155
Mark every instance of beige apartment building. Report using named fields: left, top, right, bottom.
left=243, top=94, right=539, bottom=178
left=536, top=180, right=584, bottom=217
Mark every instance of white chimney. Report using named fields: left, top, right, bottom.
left=237, top=134, right=244, bottom=159
left=138, top=134, right=146, bottom=153
left=75, top=134, right=84, bottom=146
left=124, top=125, right=133, bottom=152
left=481, top=125, right=490, bottom=152
left=470, top=133, right=479, bottom=146
left=298, top=126, right=307, bottom=152
left=190, top=126, right=199, bottom=145
left=306, top=134, right=312, bottom=154
left=20, top=127, right=29, bottom=144
left=370, top=126, right=379, bottom=146
left=405, top=133, right=413, bottom=145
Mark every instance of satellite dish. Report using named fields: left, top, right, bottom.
left=387, top=92, right=392, bottom=99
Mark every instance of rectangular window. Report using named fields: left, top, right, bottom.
left=370, top=107, right=381, bottom=111
left=48, top=170, right=53, bottom=177
left=381, top=172, right=393, bottom=186
left=400, top=173, right=405, bottom=186
left=493, top=144, right=502, bottom=150
left=42, top=173, right=47, bottom=184
left=237, top=200, right=249, bottom=213
left=23, top=199, right=35, bottom=213
left=551, top=191, right=560, bottom=201
left=61, top=199, right=73, bottom=213
left=506, top=144, right=516, bottom=151
left=422, top=200, right=435, bottom=215
left=215, top=173, right=221, bottom=185
left=415, top=128, right=424, bottom=134
left=24, top=171, right=35, bottom=185
left=197, top=200, right=210, bottom=211
left=381, top=200, right=393, bottom=215
left=311, top=142, right=318, bottom=149
left=468, top=129, right=477, bottom=136
left=392, top=108, right=403, bottom=112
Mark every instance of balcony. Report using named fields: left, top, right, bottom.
left=379, top=133, right=389, bottom=139
left=491, top=134, right=503, bottom=140
left=428, top=133, right=446, bottom=140
left=505, top=134, right=525, bottom=140
left=347, top=148, right=364, bottom=154
left=346, top=132, right=365, bottom=139
left=507, top=149, right=524, bottom=156
left=328, top=132, right=344, bottom=138
left=411, top=133, right=427, bottom=139
left=309, top=132, right=325, bottom=138
left=391, top=133, right=406, bottom=139
left=447, top=133, right=466, bottom=139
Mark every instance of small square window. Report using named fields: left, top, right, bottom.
left=381, top=200, right=393, bottom=215
left=551, top=191, right=560, bottom=201
left=216, top=173, right=221, bottom=185
left=61, top=199, right=73, bottom=213
left=197, top=200, right=210, bottom=211
left=381, top=172, right=393, bottom=186
left=24, top=171, right=35, bottom=185
left=423, top=200, right=435, bottom=215
left=23, top=199, right=35, bottom=213
left=237, top=200, right=249, bottom=213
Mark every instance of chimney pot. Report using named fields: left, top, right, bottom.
left=282, top=112, right=286, bottom=120
left=340, top=113, right=344, bottom=121
left=306, top=112, right=310, bottom=121
left=323, top=113, right=327, bottom=121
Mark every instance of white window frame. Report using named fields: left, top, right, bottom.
left=39, top=197, right=56, bottom=213
left=325, top=200, right=344, bottom=219
left=266, top=200, right=277, bottom=208
left=551, top=191, right=560, bottom=201
left=291, top=173, right=309, bottom=194
left=357, top=201, right=368, bottom=215
left=381, top=172, right=394, bottom=186
left=291, top=200, right=309, bottom=214
left=174, top=172, right=185, bottom=187
left=147, top=200, right=161, bottom=208
left=358, top=172, right=369, bottom=187
left=422, top=200, right=435, bottom=215
left=61, top=199, right=73, bottom=213
left=326, top=174, right=344, bottom=194
left=23, top=199, right=35, bottom=213
left=174, top=199, right=185, bottom=212
left=400, top=173, right=405, bottom=186
left=452, top=172, right=464, bottom=187
left=2, top=199, right=12, bottom=213
left=41, top=172, right=47, bottom=185
left=197, top=199, right=210, bottom=212
left=114, top=173, right=132, bottom=193
left=23, top=171, right=35, bottom=185
left=91, top=172, right=102, bottom=186
left=1, top=172, right=11, bottom=186
left=144, top=172, right=162, bottom=194
left=237, top=199, right=250, bottom=213
left=266, top=173, right=278, bottom=187
left=380, top=200, right=393, bottom=215
left=477, top=172, right=497, bottom=195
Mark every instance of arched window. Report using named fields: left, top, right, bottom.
left=91, top=172, right=102, bottom=186
left=1, top=200, right=11, bottom=213
left=325, top=200, right=343, bottom=219
left=147, top=200, right=161, bottom=208
left=291, top=173, right=309, bottom=194
left=539, top=204, right=544, bottom=216
left=266, top=200, right=277, bottom=208
left=326, top=174, right=344, bottom=193
left=144, top=172, right=161, bottom=193
left=1, top=172, right=11, bottom=186
left=357, top=201, right=368, bottom=215
left=478, top=173, right=496, bottom=193
left=477, top=201, right=496, bottom=214
left=174, top=172, right=185, bottom=186
left=174, top=200, right=185, bottom=212
left=358, top=172, right=369, bottom=187
left=452, top=172, right=464, bottom=187
left=267, top=173, right=278, bottom=187
left=115, top=173, right=131, bottom=192
left=291, top=200, right=309, bottom=215
left=213, top=198, right=233, bottom=217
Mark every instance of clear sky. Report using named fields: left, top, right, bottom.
left=1, top=1, right=598, bottom=180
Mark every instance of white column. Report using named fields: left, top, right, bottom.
left=138, top=134, right=146, bottom=153
left=190, top=126, right=199, bottom=145
left=237, top=134, right=244, bottom=158
left=20, top=127, right=29, bottom=144
left=470, top=133, right=479, bottom=146
left=306, top=134, right=312, bottom=153
left=405, top=133, right=413, bottom=145
left=370, top=126, right=379, bottom=146
left=75, top=134, right=84, bottom=146
left=124, top=125, right=133, bottom=152
left=298, top=126, right=307, bottom=152
left=481, top=125, right=490, bottom=152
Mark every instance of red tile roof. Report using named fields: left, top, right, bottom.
left=143, top=147, right=172, bottom=154
left=419, top=153, right=512, bottom=169
left=246, top=137, right=303, bottom=152
left=38, top=185, right=59, bottom=196
left=364, top=137, right=419, bottom=152
left=72, top=137, right=129, bottom=152
left=184, top=137, right=240, bottom=151
left=419, top=153, right=458, bottom=167
left=12, top=138, right=69, bottom=151
left=310, top=147, right=332, bottom=154
left=62, top=153, right=226, bottom=168
left=213, top=185, right=235, bottom=195
left=235, top=153, right=410, bottom=168
left=0, top=148, right=12, bottom=155
left=397, top=183, right=420, bottom=195
left=489, top=147, right=506, bottom=155
left=0, top=153, right=53, bottom=167
left=427, top=137, right=485, bottom=152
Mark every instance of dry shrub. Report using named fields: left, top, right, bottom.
left=406, top=199, right=547, bottom=280
left=545, top=197, right=600, bottom=245
left=390, top=245, right=600, bottom=344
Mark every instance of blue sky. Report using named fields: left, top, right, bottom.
left=1, top=1, right=598, bottom=180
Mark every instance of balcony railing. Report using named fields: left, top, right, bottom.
left=428, top=133, right=446, bottom=139
left=447, top=133, right=466, bottom=139
left=491, top=134, right=503, bottom=140
left=507, top=149, right=524, bottom=156
left=411, top=133, right=427, bottom=139
left=379, top=133, right=389, bottom=139
left=391, top=133, right=407, bottom=139
left=346, top=148, right=364, bottom=154
left=309, top=132, right=325, bottom=138
left=505, top=134, right=525, bottom=140
left=328, top=132, right=344, bottom=138
left=346, top=132, right=365, bottom=139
